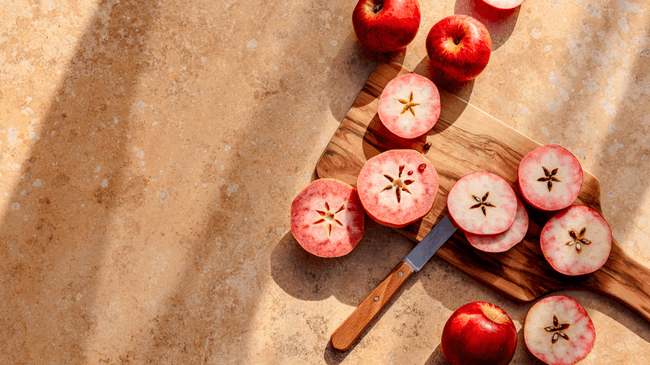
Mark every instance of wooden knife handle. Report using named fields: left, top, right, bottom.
left=330, top=261, right=415, bottom=351
left=586, top=238, right=650, bottom=321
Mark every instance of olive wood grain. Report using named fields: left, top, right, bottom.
left=316, top=62, right=650, bottom=324
left=330, top=261, right=415, bottom=351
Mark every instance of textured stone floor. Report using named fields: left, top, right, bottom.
left=1, top=0, right=649, bottom=364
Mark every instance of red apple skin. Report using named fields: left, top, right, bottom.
left=442, top=302, right=517, bottom=365
left=426, top=15, right=492, bottom=82
left=352, top=0, right=421, bottom=53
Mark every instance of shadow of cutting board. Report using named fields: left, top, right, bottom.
left=316, top=63, right=650, bottom=321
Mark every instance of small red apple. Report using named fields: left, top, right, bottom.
left=441, top=301, right=517, bottom=365
left=426, top=15, right=492, bottom=82
left=352, top=0, right=421, bottom=53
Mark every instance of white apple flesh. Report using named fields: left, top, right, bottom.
left=378, top=73, right=441, bottom=139
left=465, top=197, right=528, bottom=253
left=540, top=205, right=611, bottom=276
left=447, top=171, right=517, bottom=235
left=518, top=145, right=583, bottom=211
left=524, top=295, right=596, bottom=365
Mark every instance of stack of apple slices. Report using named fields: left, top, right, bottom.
left=447, top=171, right=527, bottom=253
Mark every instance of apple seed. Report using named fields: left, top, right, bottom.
left=565, top=227, right=592, bottom=253
left=537, top=166, right=561, bottom=192
left=423, top=142, right=432, bottom=151
left=380, top=165, right=414, bottom=203
left=418, top=163, right=426, bottom=172
left=397, top=91, right=420, bottom=117
left=312, top=201, right=346, bottom=236
left=469, top=191, right=496, bottom=217
left=544, top=315, right=570, bottom=344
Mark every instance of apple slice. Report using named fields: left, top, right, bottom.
left=291, top=179, right=365, bottom=257
left=378, top=73, right=441, bottom=139
left=356, top=149, right=439, bottom=228
left=518, top=145, right=583, bottom=211
left=465, top=197, right=529, bottom=253
left=524, top=295, right=596, bottom=365
left=478, top=0, right=526, bottom=10
left=540, top=205, right=611, bottom=276
left=447, top=172, right=517, bottom=235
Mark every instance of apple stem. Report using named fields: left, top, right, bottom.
left=372, top=3, right=383, bottom=13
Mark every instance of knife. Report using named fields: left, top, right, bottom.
left=330, top=214, right=458, bottom=351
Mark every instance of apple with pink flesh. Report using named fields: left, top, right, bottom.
left=378, top=73, right=441, bottom=139
left=524, top=295, right=596, bottom=365
left=447, top=171, right=517, bottom=235
left=356, top=149, right=439, bottom=228
left=478, top=0, right=526, bottom=10
left=352, top=0, right=421, bottom=53
left=540, top=205, right=611, bottom=276
left=465, top=197, right=529, bottom=253
left=291, top=179, right=365, bottom=257
left=518, top=145, right=583, bottom=211
left=426, top=15, right=492, bottom=82
left=441, top=301, right=517, bottom=365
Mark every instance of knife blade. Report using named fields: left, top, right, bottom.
left=330, top=214, right=459, bottom=351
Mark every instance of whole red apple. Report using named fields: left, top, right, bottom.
left=441, top=301, right=517, bottom=365
left=352, top=0, right=421, bottom=53
left=426, top=15, right=491, bottom=82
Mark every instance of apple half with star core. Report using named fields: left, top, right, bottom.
left=426, top=15, right=492, bottom=82
left=378, top=73, right=441, bottom=139
left=356, top=149, right=439, bottom=228
left=540, top=205, right=611, bottom=276
left=441, top=301, right=517, bottom=365
left=291, top=179, right=365, bottom=257
left=447, top=171, right=517, bottom=235
left=524, top=295, right=596, bottom=365
left=352, top=0, right=421, bottom=53
left=518, top=145, right=583, bottom=211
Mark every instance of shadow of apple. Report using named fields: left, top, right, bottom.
left=454, top=0, right=521, bottom=51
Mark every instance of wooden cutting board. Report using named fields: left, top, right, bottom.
left=316, top=63, right=650, bottom=321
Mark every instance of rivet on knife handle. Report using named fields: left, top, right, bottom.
left=330, top=261, right=415, bottom=351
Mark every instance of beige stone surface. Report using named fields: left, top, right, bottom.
left=1, top=0, right=649, bottom=364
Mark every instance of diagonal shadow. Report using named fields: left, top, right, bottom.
left=0, top=0, right=159, bottom=363
left=134, top=2, right=389, bottom=364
